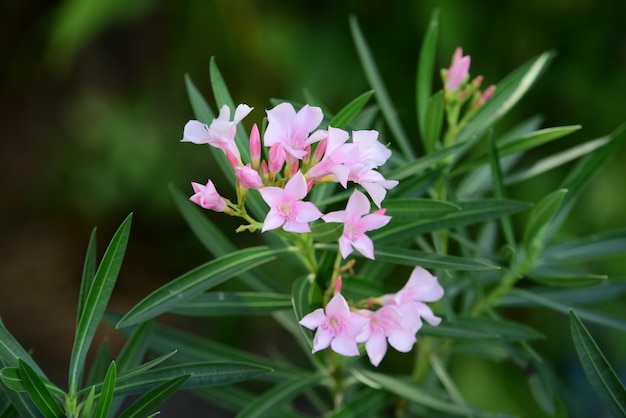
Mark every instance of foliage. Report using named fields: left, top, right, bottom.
left=1, top=10, right=625, bottom=418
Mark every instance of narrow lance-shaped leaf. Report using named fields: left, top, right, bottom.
left=371, top=246, right=499, bottom=271
left=488, top=131, right=516, bottom=247
left=0, top=321, right=45, bottom=376
left=416, top=9, right=440, bottom=141
left=116, top=246, right=291, bottom=328
left=422, top=91, right=445, bottom=153
left=352, top=369, right=475, bottom=416
left=350, top=16, right=415, bottom=160
left=236, top=373, right=323, bottom=418
left=171, top=292, right=292, bottom=317
left=69, top=214, right=132, bottom=395
left=17, top=359, right=64, bottom=418
left=184, top=73, right=215, bottom=124
left=542, top=228, right=626, bottom=262
left=522, top=189, right=568, bottom=264
left=118, top=375, right=189, bottom=418
left=77, top=227, right=97, bottom=329
left=455, top=51, right=554, bottom=146
left=94, top=361, right=116, bottom=418
left=552, top=122, right=626, bottom=234
left=328, top=90, right=374, bottom=129
left=570, top=310, right=626, bottom=417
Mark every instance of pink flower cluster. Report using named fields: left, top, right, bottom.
left=299, top=267, right=444, bottom=366
left=443, top=47, right=496, bottom=106
left=182, top=102, right=398, bottom=259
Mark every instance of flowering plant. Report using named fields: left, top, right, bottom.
left=1, top=11, right=625, bottom=418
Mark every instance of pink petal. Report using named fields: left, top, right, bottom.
left=182, top=120, right=210, bottom=143
left=322, top=210, right=347, bottom=224
left=365, top=331, right=388, bottom=366
left=233, top=104, right=253, bottom=123
left=360, top=213, right=391, bottom=233
left=294, top=201, right=323, bottom=223
left=325, top=293, right=350, bottom=318
left=414, top=302, right=442, bottom=326
left=283, top=172, right=308, bottom=200
left=258, top=187, right=284, bottom=208
left=387, top=328, right=416, bottom=353
left=294, top=105, right=324, bottom=142
left=345, top=190, right=371, bottom=218
left=347, top=312, right=370, bottom=337
left=352, top=235, right=375, bottom=260
left=283, top=219, right=311, bottom=233
left=338, top=236, right=354, bottom=259
left=312, top=328, right=334, bottom=353
left=261, top=211, right=285, bottom=232
left=299, top=308, right=326, bottom=330
left=331, top=334, right=360, bottom=356
left=402, top=267, right=444, bottom=302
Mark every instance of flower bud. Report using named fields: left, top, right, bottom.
left=249, top=123, right=261, bottom=170
left=268, top=143, right=286, bottom=174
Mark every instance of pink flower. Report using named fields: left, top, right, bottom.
left=322, top=190, right=391, bottom=259
left=349, top=169, right=398, bottom=208
left=446, top=47, right=471, bottom=91
left=235, top=164, right=262, bottom=189
left=357, top=305, right=418, bottom=367
left=264, top=103, right=326, bottom=161
left=382, top=267, right=444, bottom=327
left=189, top=180, right=227, bottom=212
left=306, top=127, right=354, bottom=185
left=258, top=171, right=323, bottom=233
left=182, top=104, right=253, bottom=161
left=352, top=130, right=392, bottom=170
left=299, top=293, right=369, bottom=356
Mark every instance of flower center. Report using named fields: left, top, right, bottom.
left=279, top=201, right=296, bottom=219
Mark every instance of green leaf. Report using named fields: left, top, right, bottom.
left=570, top=310, right=626, bottom=417
left=291, top=277, right=313, bottom=352
left=236, top=373, right=323, bottom=418
left=209, top=57, right=250, bottom=163
left=171, top=292, right=292, bottom=316
left=526, top=265, right=607, bottom=287
left=455, top=51, right=554, bottom=145
left=327, top=388, right=388, bottom=418
left=116, top=246, right=290, bottom=328
left=371, top=199, right=531, bottom=241
left=352, top=369, right=475, bottom=415
left=118, top=375, right=189, bottom=418
left=311, top=222, right=343, bottom=244
left=416, top=9, right=440, bottom=142
left=421, top=317, right=544, bottom=342
left=0, top=371, right=43, bottom=418
left=506, top=136, right=609, bottom=185
left=554, top=122, right=626, bottom=231
left=17, top=360, right=63, bottom=418
left=0, top=321, right=45, bottom=375
left=169, top=185, right=279, bottom=292
left=350, top=16, right=415, bottom=160
left=94, top=361, right=116, bottom=418
left=500, top=289, right=626, bottom=331
left=454, top=125, right=582, bottom=175
left=184, top=73, right=215, bottom=123
left=77, top=228, right=98, bottom=329
left=329, top=90, right=375, bottom=129
left=80, top=386, right=95, bottom=418
left=115, top=319, right=300, bottom=381
left=85, top=340, right=111, bottom=387
left=372, top=246, right=499, bottom=271
left=498, top=281, right=626, bottom=307
left=542, top=228, right=626, bottom=262
left=488, top=131, right=515, bottom=247
left=116, top=321, right=153, bottom=373
left=422, top=91, right=445, bottom=153
left=383, top=198, right=460, bottom=220
left=69, top=213, right=132, bottom=394
left=114, top=363, right=272, bottom=397
left=522, top=189, right=568, bottom=257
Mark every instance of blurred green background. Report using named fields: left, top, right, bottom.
left=1, top=1, right=624, bottom=416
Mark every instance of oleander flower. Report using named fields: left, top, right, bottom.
left=189, top=179, right=227, bottom=212
left=258, top=171, right=323, bottom=233
left=299, top=293, right=370, bottom=356
left=322, top=189, right=391, bottom=259
left=264, top=103, right=326, bottom=161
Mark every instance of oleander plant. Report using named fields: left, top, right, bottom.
left=1, top=11, right=625, bottom=418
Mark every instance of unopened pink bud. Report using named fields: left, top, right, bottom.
left=334, top=276, right=343, bottom=294
left=236, top=164, right=263, bottom=189
left=479, top=85, right=496, bottom=105
left=312, top=138, right=328, bottom=164
left=289, top=161, right=299, bottom=177
left=249, top=124, right=261, bottom=170
left=446, top=47, right=471, bottom=91
left=306, top=176, right=314, bottom=192
left=261, top=160, right=269, bottom=178
left=268, top=143, right=286, bottom=174
left=226, top=149, right=240, bottom=168
left=472, top=75, right=484, bottom=88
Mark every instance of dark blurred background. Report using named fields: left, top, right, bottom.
left=1, top=1, right=625, bottom=416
